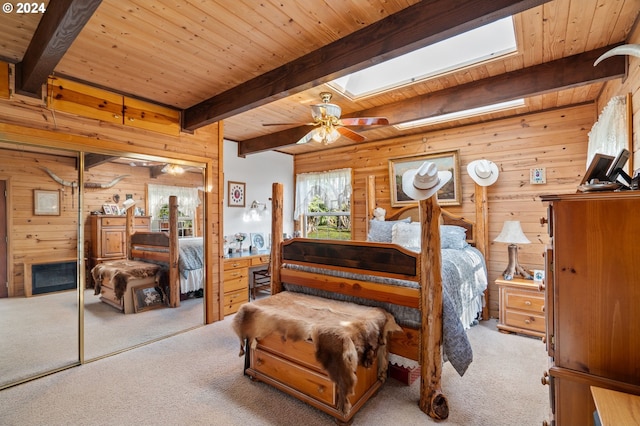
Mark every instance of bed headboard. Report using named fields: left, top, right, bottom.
left=386, top=205, right=476, bottom=245
left=366, top=175, right=488, bottom=255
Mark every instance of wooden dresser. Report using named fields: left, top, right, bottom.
left=89, top=215, right=151, bottom=265
left=541, top=192, right=640, bottom=425
left=223, top=252, right=270, bottom=315
left=495, top=277, right=545, bottom=338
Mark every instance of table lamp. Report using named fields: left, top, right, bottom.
left=494, top=220, right=532, bottom=280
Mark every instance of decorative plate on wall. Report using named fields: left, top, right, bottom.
left=228, top=181, right=246, bottom=207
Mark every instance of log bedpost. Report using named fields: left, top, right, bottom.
left=418, top=196, right=449, bottom=420
left=271, top=183, right=284, bottom=295
left=168, top=195, right=180, bottom=308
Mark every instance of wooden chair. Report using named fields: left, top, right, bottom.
left=251, top=263, right=271, bottom=300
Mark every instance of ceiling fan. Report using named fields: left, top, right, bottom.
left=263, top=92, right=389, bottom=145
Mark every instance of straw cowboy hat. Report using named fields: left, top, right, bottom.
left=402, top=161, right=452, bottom=201
left=467, top=159, right=499, bottom=186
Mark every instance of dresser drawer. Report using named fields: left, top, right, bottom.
left=252, top=346, right=336, bottom=406
left=224, top=258, right=251, bottom=270
left=224, top=275, right=248, bottom=293
left=504, top=290, right=544, bottom=313
left=504, top=310, right=546, bottom=333
left=223, top=289, right=248, bottom=315
left=251, top=255, right=270, bottom=266
left=224, top=267, right=248, bottom=282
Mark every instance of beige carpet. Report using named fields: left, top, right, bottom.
left=0, top=316, right=550, bottom=425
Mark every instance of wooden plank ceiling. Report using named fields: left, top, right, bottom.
left=0, top=0, right=638, bottom=156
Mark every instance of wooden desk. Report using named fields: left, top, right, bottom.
left=591, top=386, right=640, bottom=426
left=223, top=251, right=270, bottom=315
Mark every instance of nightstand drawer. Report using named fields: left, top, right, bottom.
left=504, top=290, right=544, bottom=313
left=504, top=310, right=546, bottom=333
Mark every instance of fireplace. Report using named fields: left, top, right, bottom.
left=32, top=261, right=77, bottom=295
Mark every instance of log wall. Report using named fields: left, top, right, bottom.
left=294, top=104, right=596, bottom=318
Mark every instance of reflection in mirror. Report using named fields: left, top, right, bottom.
left=0, top=142, right=80, bottom=389
left=83, top=154, right=205, bottom=361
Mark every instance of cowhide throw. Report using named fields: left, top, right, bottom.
left=232, top=291, right=401, bottom=415
left=92, top=260, right=162, bottom=300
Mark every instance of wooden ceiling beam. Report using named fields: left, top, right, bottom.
left=15, top=0, right=102, bottom=98
left=238, top=45, right=626, bottom=156
left=183, top=0, right=552, bottom=131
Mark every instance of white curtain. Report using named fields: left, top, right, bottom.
left=587, top=95, right=628, bottom=168
left=148, top=184, right=200, bottom=219
left=294, top=168, right=351, bottom=219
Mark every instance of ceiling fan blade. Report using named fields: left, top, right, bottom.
left=262, top=122, right=315, bottom=126
left=336, top=126, right=366, bottom=143
left=296, top=129, right=320, bottom=145
left=339, top=117, right=389, bottom=126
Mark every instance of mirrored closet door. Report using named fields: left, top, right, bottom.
left=0, top=141, right=206, bottom=389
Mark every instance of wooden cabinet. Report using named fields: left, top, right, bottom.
left=496, top=277, right=545, bottom=338
left=541, top=192, right=640, bottom=425
left=223, top=258, right=250, bottom=315
left=90, top=215, right=151, bottom=265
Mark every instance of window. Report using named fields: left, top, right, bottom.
left=295, top=169, right=352, bottom=240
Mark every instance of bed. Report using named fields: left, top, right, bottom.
left=232, top=180, right=489, bottom=423
left=92, top=195, right=205, bottom=313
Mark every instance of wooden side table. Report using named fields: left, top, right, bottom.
left=496, top=277, right=545, bottom=338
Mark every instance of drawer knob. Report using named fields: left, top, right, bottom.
left=541, top=371, right=550, bottom=385
left=524, top=300, right=532, bottom=306
left=255, top=357, right=264, bottom=367
left=317, top=385, right=325, bottom=394
left=538, top=283, right=545, bottom=291
left=524, top=318, right=531, bottom=324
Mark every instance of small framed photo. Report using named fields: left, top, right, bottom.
left=250, top=233, right=266, bottom=250
left=102, top=204, right=113, bottom=215
left=33, top=189, right=60, bottom=216
left=228, top=181, right=246, bottom=207
left=132, top=283, right=166, bottom=313
left=110, top=204, right=120, bottom=215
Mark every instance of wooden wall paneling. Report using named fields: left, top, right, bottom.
left=0, top=62, right=9, bottom=99
left=123, top=97, right=180, bottom=135
left=47, top=76, right=123, bottom=124
left=294, top=103, right=595, bottom=318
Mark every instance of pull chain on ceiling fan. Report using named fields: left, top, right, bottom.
left=263, top=92, right=388, bottom=145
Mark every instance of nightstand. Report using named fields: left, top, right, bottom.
left=496, top=277, right=545, bottom=338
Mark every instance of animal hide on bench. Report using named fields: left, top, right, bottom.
left=91, top=260, right=163, bottom=300
left=232, top=291, right=401, bottom=415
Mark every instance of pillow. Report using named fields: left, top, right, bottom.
left=440, top=225, right=468, bottom=250
left=367, top=217, right=410, bottom=242
left=391, top=222, right=421, bottom=251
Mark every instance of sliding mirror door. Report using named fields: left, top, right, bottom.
left=83, top=154, right=205, bottom=361
left=0, top=142, right=80, bottom=389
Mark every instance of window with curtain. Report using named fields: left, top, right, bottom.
left=294, top=168, right=352, bottom=240
left=148, top=184, right=200, bottom=235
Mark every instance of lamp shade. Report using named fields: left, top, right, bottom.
left=494, top=220, right=530, bottom=244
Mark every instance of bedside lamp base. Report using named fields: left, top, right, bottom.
left=502, top=244, right=532, bottom=280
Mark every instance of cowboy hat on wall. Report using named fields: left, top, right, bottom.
left=402, top=161, right=452, bottom=201
left=467, top=159, right=499, bottom=187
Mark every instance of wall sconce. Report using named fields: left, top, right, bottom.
left=494, top=220, right=532, bottom=280
left=243, top=200, right=269, bottom=222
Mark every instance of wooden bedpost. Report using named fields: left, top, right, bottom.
left=126, top=205, right=134, bottom=260
left=168, top=195, right=180, bottom=308
left=419, top=196, right=449, bottom=420
left=271, top=183, right=284, bottom=295
left=474, top=183, right=489, bottom=260
left=366, top=175, right=376, bottom=236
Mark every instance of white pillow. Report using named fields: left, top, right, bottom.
left=392, top=222, right=421, bottom=250
left=367, top=217, right=410, bottom=242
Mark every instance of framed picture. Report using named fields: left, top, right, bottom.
left=250, top=232, right=266, bottom=250
left=109, top=204, right=120, bottom=215
left=228, top=181, right=246, bottom=207
left=132, top=283, right=166, bottom=313
left=102, top=204, right=113, bottom=215
left=33, top=189, right=60, bottom=216
left=389, top=150, right=461, bottom=207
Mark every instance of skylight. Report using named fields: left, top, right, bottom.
left=394, top=98, right=525, bottom=129
left=329, top=17, right=517, bottom=99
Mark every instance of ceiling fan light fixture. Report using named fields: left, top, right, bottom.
left=161, top=164, right=185, bottom=175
